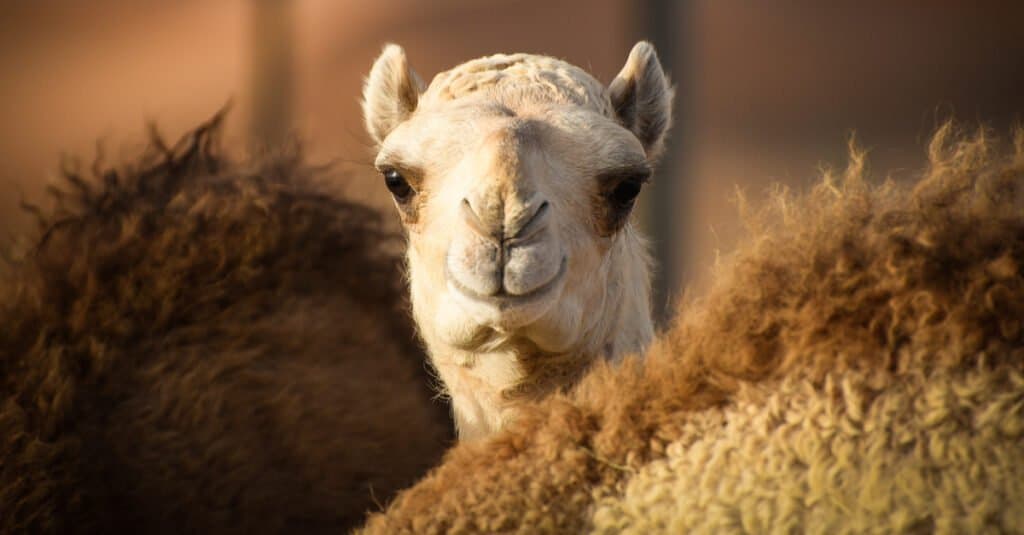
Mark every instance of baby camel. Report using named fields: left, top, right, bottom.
left=363, top=42, right=672, bottom=438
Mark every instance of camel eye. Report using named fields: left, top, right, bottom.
left=597, top=169, right=650, bottom=236
left=608, top=176, right=645, bottom=207
left=382, top=169, right=414, bottom=202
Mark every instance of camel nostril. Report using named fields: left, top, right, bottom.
left=508, top=200, right=550, bottom=242
left=461, top=198, right=501, bottom=242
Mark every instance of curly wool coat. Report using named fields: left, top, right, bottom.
left=0, top=117, right=451, bottom=534
left=362, top=125, right=1024, bottom=534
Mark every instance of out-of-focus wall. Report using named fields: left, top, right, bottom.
left=2, top=1, right=1022, bottom=305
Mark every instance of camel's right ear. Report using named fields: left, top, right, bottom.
left=362, top=44, right=424, bottom=145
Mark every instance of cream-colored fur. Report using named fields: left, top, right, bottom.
left=592, top=364, right=1024, bottom=533
left=363, top=42, right=673, bottom=439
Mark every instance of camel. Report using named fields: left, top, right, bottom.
left=362, top=41, right=673, bottom=439
left=0, top=117, right=451, bottom=534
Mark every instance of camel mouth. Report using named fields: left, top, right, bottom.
left=446, top=256, right=568, bottom=313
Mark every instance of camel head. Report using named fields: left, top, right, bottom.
left=362, top=42, right=673, bottom=438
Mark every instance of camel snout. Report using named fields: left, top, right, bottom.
left=459, top=196, right=550, bottom=244
left=446, top=195, right=565, bottom=307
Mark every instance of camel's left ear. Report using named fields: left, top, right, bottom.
left=362, top=44, right=425, bottom=145
left=609, top=41, right=674, bottom=160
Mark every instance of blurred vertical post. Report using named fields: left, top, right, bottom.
left=640, top=0, right=690, bottom=324
left=250, top=0, right=294, bottom=150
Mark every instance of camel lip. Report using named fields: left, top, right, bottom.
left=446, top=256, right=568, bottom=311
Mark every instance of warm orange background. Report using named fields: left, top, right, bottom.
left=2, top=1, right=1022, bottom=313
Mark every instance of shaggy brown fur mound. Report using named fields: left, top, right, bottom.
left=0, top=115, right=451, bottom=534
left=362, top=124, right=1024, bottom=533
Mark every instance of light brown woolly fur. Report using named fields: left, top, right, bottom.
left=0, top=115, right=451, bottom=534
left=362, top=123, right=1024, bottom=534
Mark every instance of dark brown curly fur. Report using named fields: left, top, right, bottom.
left=361, top=124, right=1024, bottom=533
left=0, top=114, right=451, bottom=534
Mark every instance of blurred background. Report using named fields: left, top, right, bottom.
left=2, top=1, right=1022, bottom=320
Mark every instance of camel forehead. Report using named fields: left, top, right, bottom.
left=420, top=53, right=614, bottom=118
left=382, top=109, right=644, bottom=176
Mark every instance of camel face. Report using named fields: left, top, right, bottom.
left=363, top=42, right=672, bottom=437
left=378, top=102, right=648, bottom=352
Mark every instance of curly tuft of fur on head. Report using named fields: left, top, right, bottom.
left=0, top=112, right=451, bottom=534
left=361, top=123, right=1024, bottom=533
